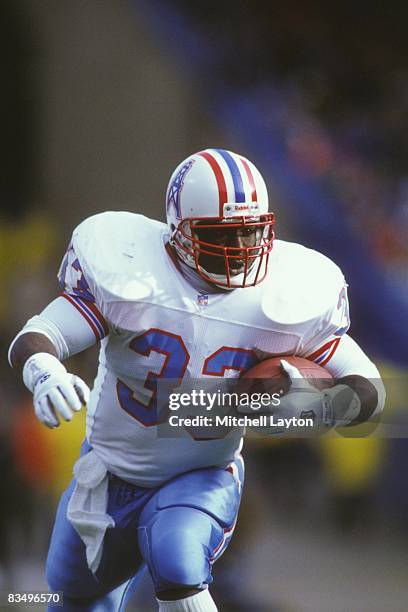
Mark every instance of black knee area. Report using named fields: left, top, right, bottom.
left=157, top=586, right=203, bottom=601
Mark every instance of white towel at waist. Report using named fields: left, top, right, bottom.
left=67, top=449, right=115, bottom=574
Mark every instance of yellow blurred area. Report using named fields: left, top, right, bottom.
left=0, top=214, right=57, bottom=319
left=318, top=361, right=406, bottom=493
left=13, top=398, right=86, bottom=502
left=320, top=437, right=384, bottom=492
left=41, top=410, right=86, bottom=498
left=377, top=361, right=408, bottom=415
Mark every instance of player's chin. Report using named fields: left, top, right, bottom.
left=228, top=265, right=244, bottom=276
left=199, top=256, right=247, bottom=277
left=230, top=261, right=258, bottom=276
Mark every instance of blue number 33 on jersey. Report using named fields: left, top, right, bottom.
left=116, top=328, right=258, bottom=427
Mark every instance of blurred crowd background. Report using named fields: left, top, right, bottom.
left=1, top=1, right=408, bottom=611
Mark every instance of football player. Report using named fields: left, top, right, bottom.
left=9, top=149, right=385, bottom=611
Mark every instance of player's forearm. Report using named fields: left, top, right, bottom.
left=320, top=335, right=385, bottom=425
left=9, top=304, right=93, bottom=428
left=9, top=296, right=101, bottom=370
left=10, top=331, right=58, bottom=369
left=332, top=374, right=384, bottom=426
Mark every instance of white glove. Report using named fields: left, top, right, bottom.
left=274, top=360, right=333, bottom=431
left=23, top=352, right=90, bottom=428
left=238, top=359, right=361, bottom=435
left=279, top=360, right=361, bottom=428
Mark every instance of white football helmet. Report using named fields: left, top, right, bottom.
left=166, top=148, right=275, bottom=288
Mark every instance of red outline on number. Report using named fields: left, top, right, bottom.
left=202, top=346, right=258, bottom=377
left=117, top=328, right=189, bottom=426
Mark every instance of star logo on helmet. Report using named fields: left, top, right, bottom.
left=166, top=160, right=194, bottom=219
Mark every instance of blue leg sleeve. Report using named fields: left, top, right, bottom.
left=46, top=479, right=147, bottom=611
left=138, top=462, right=243, bottom=592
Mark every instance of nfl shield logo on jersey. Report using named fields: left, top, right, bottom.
left=197, top=294, right=209, bottom=306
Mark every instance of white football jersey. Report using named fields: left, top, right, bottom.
left=58, top=212, right=350, bottom=486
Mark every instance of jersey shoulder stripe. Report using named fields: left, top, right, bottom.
left=61, top=293, right=108, bottom=340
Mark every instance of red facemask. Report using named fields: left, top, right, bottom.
left=171, top=213, right=275, bottom=289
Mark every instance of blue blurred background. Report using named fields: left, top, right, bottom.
left=1, top=1, right=408, bottom=610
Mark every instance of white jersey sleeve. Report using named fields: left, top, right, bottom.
left=323, top=333, right=380, bottom=378
left=260, top=240, right=351, bottom=368
left=8, top=216, right=113, bottom=363
left=324, top=334, right=386, bottom=416
left=298, top=257, right=350, bottom=368
left=58, top=225, right=110, bottom=342
left=9, top=296, right=98, bottom=362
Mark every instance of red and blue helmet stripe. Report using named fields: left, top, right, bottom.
left=215, top=149, right=246, bottom=203
left=197, top=148, right=259, bottom=216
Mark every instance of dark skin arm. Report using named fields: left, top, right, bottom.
left=10, top=332, right=58, bottom=370
left=335, top=374, right=378, bottom=425
left=242, top=372, right=380, bottom=426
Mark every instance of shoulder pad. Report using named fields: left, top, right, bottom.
left=261, top=240, right=345, bottom=325
left=71, top=212, right=167, bottom=302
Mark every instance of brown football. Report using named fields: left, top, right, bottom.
left=240, top=356, right=334, bottom=396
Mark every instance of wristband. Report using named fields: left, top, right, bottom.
left=22, top=352, right=67, bottom=393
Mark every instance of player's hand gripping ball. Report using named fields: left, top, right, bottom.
left=237, top=356, right=335, bottom=434
left=242, top=356, right=334, bottom=395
